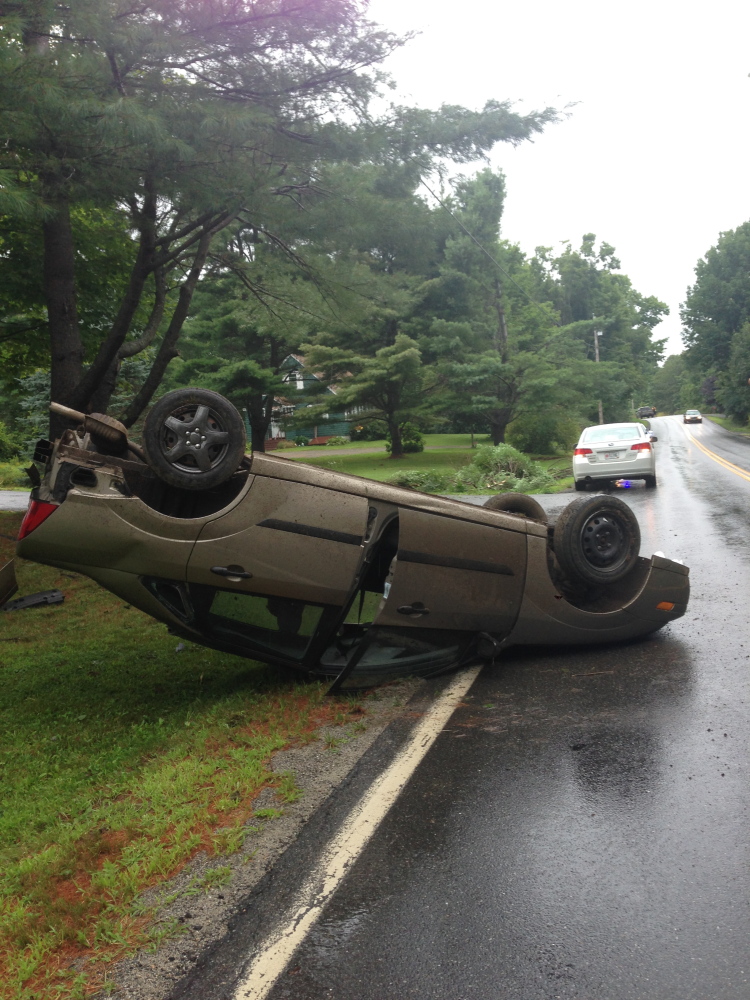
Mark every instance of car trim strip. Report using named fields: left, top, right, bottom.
left=398, top=549, right=514, bottom=576
left=258, top=518, right=363, bottom=546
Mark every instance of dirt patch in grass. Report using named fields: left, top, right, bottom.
left=0, top=512, right=418, bottom=999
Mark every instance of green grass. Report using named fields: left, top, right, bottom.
left=282, top=439, right=573, bottom=493
left=0, top=513, right=369, bottom=999
left=706, top=415, right=750, bottom=436
left=284, top=445, right=476, bottom=483
left=290, top=432, right=480, bottom=453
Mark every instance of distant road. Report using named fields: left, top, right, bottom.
left=0, top=491, right=28, bottom=512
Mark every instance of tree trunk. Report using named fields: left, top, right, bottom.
left=490, top=411, right=509, bottom=445
left=44, top=196, right=84, bottom=438
left=388, top=418, right=404, bottom=458
left=247, top=391, right=272, bottom=453
left=493, top=277, right=509, bottom=363
left=88, top=357, right=121, bottom=415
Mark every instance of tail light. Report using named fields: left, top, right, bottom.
left=574, top=447, right=593, bottom=456
left=18, top=500, right=59, bottom=540
left=631, top=442, right=651, bottom=451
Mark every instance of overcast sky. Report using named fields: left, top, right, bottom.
left=368, top=0, right=750, bottom=356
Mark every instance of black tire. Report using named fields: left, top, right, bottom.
left=644, top=474, right=657, bottom=489
left=483, top=492, right=547, bottom=523
left=142, top=389, right=246, bottom=490
left=553, top=494, right=640, bottom=586
left=574, top=480, right=587, bottom=492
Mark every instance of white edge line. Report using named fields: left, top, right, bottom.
left=234, top=664, right=482, bottom=1000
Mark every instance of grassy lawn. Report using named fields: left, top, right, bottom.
left=706, top=415, right=750, bottom=436
left=296, top=432, right=480, bottom=452
left=282, top=438, right=573, bottom=492
left=284, top=445, right=477, bottom=482
left=0, top=513, right=373, bottom=999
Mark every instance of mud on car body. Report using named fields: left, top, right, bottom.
left=2, top=391, right=690, bottom=688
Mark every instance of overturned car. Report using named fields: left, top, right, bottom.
left=1, top=390, right=689, bottom=688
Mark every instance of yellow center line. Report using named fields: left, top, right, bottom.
left=682, top=425, right=750, bottom=483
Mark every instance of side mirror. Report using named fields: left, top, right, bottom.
left=650, top=435, right=658, bottom=442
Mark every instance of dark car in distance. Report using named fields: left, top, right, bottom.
left=1, top=390, right=690, bottom=688
left=636, top=405, right=657, bottom=418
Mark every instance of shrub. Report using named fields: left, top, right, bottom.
left=507, top=413, right=581, bottom=455
left=385, top=443, right=561, bottom=496
left=275, top=439, right=298, bottom=449
left=0, top=421, right=23, bottom=462
left=326, top=435, right=350, bottom=446
left=385, top=424, right=424, bottom=454
left=349, top=423, right=384, bottom=441
left=385, top=469, right=454, bottom=492
left=0, top=462, right=28, bottom=488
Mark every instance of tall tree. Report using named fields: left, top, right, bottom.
left=716, top=324, right=750, bottom=424
left=535, top=235, right=667, bottom=423
left=681, top=221, right=750, bottom=372
left=300, top=333, right=432, bottom=458
left=418, top=171, right=573, bottom=444
left=0, top=0, right=558, bottom=436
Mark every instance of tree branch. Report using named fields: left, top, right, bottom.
left=70, top=174, right=159, bottom=410
left=118, top=267, right=167, bottom=359
left=119, top=230, right=214, bottom=427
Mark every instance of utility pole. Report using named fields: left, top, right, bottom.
left=593, top=328, right=604, bottom=424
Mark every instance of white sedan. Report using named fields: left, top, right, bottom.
left=573, top=422, right=657, bottom=490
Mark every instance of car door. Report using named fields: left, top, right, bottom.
left=186, top=473, right=370, bottom=607
left=372, top=507, right=527, bottom=636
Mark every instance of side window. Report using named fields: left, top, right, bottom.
left=195, top=587, right=328, bottom=661
left=319, top=624, right=468, bottom=683
left=343, top=589, right=383, bottom=625
left=356, top=627, right=465, bottom=673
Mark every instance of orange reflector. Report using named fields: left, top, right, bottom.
left=656, top=601, right=675, bottom=611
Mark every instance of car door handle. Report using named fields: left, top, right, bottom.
left=210, top=565, right=253, bottom=579
left=397, top=602, right=430, bottom=617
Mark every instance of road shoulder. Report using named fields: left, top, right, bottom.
left=108, top=677, right=423, bottom=999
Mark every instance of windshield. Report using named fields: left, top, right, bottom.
left=581, top=425, right=641, bottom=443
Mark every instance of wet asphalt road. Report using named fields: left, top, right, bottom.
left=172, top=415, right=750, bottom=1000
left=163, top=419, right=749, bottom=998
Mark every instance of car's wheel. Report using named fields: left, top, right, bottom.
left=553, top=495, right=640, bottom=586
left=644, top=474, right=657, bottom=489
left=574, top=480, right=587, bottom=492
left=142, top=389, right=247, bottom=490
left=483, top=492, right=547, bottom=523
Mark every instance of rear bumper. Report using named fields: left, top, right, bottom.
left=573, top=456, right=656, bottom=481
left=506, top=543, right=689, bottom=647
